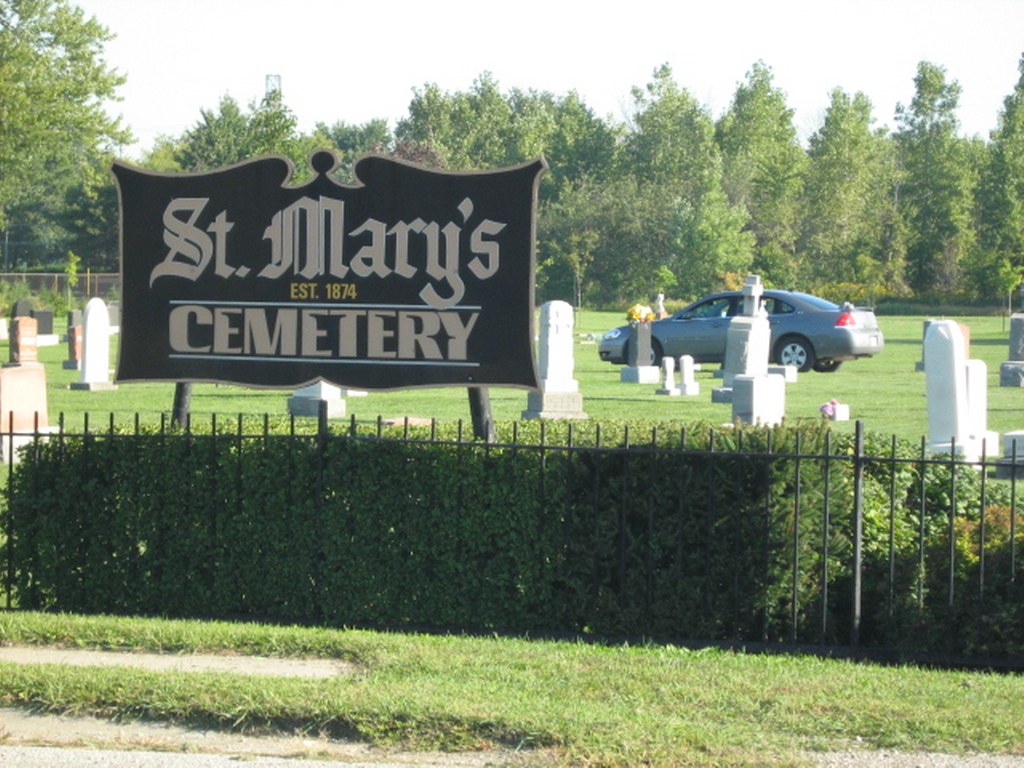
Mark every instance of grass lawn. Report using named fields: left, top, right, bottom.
left=11, top=310, right=1024, bottom=445
left=0, top=612, right=1022, bottom=767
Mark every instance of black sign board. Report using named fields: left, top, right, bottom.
left=113, top=152, right=545, bottom=391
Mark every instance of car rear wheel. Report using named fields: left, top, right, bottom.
left=650, top=339, right=664, bottom=367
left=775, top=335, right=815, bottom=372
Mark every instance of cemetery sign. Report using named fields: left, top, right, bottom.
left=113, top=151, right=545, bottom=390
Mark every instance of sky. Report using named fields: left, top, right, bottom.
left=74, top=0, right=1024, bottom=160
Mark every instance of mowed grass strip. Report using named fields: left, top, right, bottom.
left=0, top=612, right=1022, bottom=767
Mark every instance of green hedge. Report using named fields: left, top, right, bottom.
left=3, top=419, right=1022, bottom=658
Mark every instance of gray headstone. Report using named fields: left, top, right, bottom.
left=627, top=322, right=652, bottom=367
left=30, top=309, right=53, bottom=335
left=11, top=299, right=33, bottom=319
left=1010, top=314, right=1024, bottom=361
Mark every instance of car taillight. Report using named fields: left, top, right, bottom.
left=835, top=312, right=856, bottom=327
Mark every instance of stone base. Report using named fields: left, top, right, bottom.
left=927, top=431, right=999, bottom=463
left=768, top=364, right=798, bottom=383
left=994, top=458, right=1024, bottom=479
left=711, top=386, right=733, bottom=404
left=732, top=374, right=785, bottom=427
left=0, top=363, right=49, bottom=432
left=62, top=360, right=81, bottom=370
left=655, top=387, right=682, bottom=396
left=679, top=381, right=700, bottom=396
left=69, top=381, right=117, bottom=391
left=1002, top=430, right=1024, bottom=458
left=1000, top=361, right=1024, bottom=387
left=288, top=396, right=346, bottom=419
left=620, top=365, right=659, bottom=384
left=522, top=390, right=587, bottom=420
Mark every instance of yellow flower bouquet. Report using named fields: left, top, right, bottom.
left=626, top=304, right=655, bottom=324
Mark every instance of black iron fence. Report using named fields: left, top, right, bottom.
left=3, top=412, right=1022, bottom=666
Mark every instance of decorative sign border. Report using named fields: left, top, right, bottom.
left=113, top=152, right=545, bottom=390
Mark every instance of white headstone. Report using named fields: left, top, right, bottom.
left=537, top=300, right=578, bottom=393
left=924, top=320, right=997, bottom=461
left=678, top=355, right=700, bottom=396
left=740, top=274, right=765, bottom=317
left=715, top=275, right=771, bottom=395
left=656, top=356, right=681, bottom=396
left=732, top=374, right=785, bottom=427
left=69, top=297, right=116, bottom=391
left=523, top=300, right=586, bottom=419
left=288, top=381, right=345, bottom=418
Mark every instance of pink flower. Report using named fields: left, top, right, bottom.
left=819, top=399, right=839, bottom=418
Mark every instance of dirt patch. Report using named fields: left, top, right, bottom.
left=0, top=645, right=353, bottom=678
left=0, top=646, right=536, bottom=766
left=0, top=707, right=532, bottom=765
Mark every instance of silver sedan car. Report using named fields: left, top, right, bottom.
left=598, top=290, right=884, bottom=372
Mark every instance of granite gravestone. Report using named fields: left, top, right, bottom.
left=70, top=297, right=116, bottom=390
left=924, top=320, right=997, bottom=462
left=288, top=381, right=346, bottom=419
left=0, top=316, right=50, bottom=461
left=523, top=300, right=586, bottom=419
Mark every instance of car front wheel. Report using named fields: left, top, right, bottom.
left=775, top=335, right=815, bottom=372
left=622, top=338, right=663, bottom=366
left=812, top=359, right=843, bottom=373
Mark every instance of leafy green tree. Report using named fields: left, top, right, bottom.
left=0, top=0, right=129, bottom=267
left=317, top=118, right=393, bottom=181
left=619, top=65, right=753, bottom=298
left=895, top=61, right=977, bottom=295
left=139, top=135, right=185, bottom=172
left=397, top=73, right=515, bottom=170
left=716, top=61, right=807, bottom=287
left=59, top=155, right=120, bottom=271
left=536, top=91, right=619, bottom=198
left=173, top=90, right=309, bottom=175
left=539, top=175, right=681, bottom=307
left=974, top=54, right=1024, bottom=302
left=800, top=89, right=905, bottom=294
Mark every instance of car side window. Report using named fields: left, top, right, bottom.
left=764, top=298, right=794, bottom=315
left=688, top=298, right=732, bottom=319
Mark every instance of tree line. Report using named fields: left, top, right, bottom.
left=3, top=1, right=1024, bottom=310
